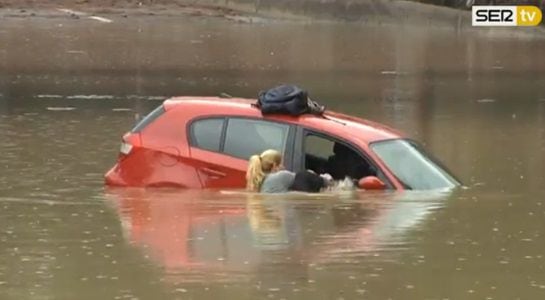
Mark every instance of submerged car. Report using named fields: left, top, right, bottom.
left=104, top=97, right=460, bottom=190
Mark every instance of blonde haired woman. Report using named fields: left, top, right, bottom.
left=246, top=149, right=332, bottom=193
left=246, top=149, right=296, bottom=193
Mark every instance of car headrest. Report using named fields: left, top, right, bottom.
left=333, top=143, right=352, bottom=155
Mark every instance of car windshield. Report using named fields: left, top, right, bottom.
left=370, top=139, right=459, bottom=190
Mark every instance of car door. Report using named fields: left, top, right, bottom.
left=189, top=117, right=295, bottom=189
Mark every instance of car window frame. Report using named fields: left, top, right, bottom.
left=188, top=116, right=227, bottom=153
left=294, top=126, right=394, bottom=189
left=187, top=115, right=296, bottom=170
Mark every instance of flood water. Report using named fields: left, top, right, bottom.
left=1, top=15, right=545, bottom=299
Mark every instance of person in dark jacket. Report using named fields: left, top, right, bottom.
left=290, top=171, right=329, bottom=193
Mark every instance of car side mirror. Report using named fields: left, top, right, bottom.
left=358, top=176, right=386, bottom=190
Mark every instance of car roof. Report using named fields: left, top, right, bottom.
left=164, top=97, right=404, bottom=144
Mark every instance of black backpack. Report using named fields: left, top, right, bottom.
left=256, top=84, right=325, bottom=116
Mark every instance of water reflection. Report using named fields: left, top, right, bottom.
left=247, top=196, right=299, bottom=250
left=105, top=189, right=448, bottom=285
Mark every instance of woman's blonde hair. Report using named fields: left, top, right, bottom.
left=246, top=149, right=282, bottom=192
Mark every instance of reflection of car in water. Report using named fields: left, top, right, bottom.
left=105, top=188, right=451, bottom=283
left=310, top=191, right=449, bottom=260
left=104, top=97, right=460, bottom=190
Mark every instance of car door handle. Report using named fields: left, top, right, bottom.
left=200, top=167, right=226, bottom=178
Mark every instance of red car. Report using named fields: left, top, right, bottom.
left=104, top=97, right=460, bottom=190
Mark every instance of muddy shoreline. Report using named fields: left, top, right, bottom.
left=0, top=0, right=470, bottom=26
left=0, top=1, right=271, bottom=23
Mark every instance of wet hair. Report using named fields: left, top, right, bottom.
left=246, top=149, right=282, bottom=192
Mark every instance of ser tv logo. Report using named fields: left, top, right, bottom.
left=472, top=6, right=542, bottom=26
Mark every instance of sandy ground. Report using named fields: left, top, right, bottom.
left=0, top=0, right=218, bottom=9
left=0, top=0, right=263, bottom=22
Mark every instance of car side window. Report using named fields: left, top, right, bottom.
left=303, top=133, right=377, bottom=181
left=223, top=118, right=290, bottom=160
left=305, top=134, right=334, bottom=159
left=190, top=118, right=225, bottom=152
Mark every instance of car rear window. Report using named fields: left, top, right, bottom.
left=190, top=118, right=225, bottom=152
left=131, top=105, right=165, bottom=133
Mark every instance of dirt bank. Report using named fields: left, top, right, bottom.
left=0, top=0, right=197, bottom=9
left=0, top=0, right=263, bottom=22
left=0, top=0, right=469, bottom=26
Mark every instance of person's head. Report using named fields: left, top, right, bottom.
left=246, top=149, right=283, bottom=192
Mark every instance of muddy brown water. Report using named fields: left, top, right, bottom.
left=1, top=15, right=545, bottom=299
